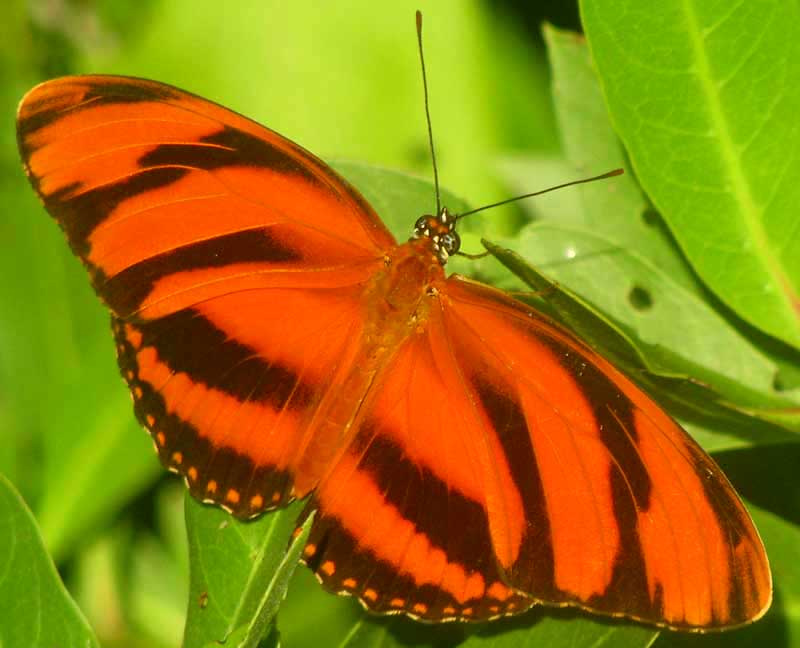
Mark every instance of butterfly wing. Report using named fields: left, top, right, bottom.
left=17, top=75, right=396, bottom=515
left=18, top=74, right=771, bottom=629
left=301, top=274, right=771, bottom=629
left=440, top=276, right=771, bottom=628
left=297, top=317, right=534, bottom=621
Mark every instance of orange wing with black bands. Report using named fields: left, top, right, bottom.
left=18, top=74, right=771, bottom=630
left=297, top=325, right=533, bottom=621
left=442, top=277, right=771, bottom=628
left=17, top=75, right=395, bottom=516
left=298, top=275, right=771, bottom=629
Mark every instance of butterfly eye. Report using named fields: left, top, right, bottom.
left=439, top=231, right=460, bottom=256
left=413, top=216, right=430, bottom=237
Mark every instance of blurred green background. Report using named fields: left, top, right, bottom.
left=2, top=1, right=799, bottom=647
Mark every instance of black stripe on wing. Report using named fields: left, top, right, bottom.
left=112, top=316, right=296, bottom=517
left=298, top=500, right=532, bottom=622
left=102, top=227, right=302, bottom=316
left=126, top=308, right=314, bottom=409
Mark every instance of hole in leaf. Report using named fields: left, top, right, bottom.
left=641, top=208, right=661, bottom=226
left=629, top=285, right=653, bottom=311
left=773, top=365, right=800, bottom=392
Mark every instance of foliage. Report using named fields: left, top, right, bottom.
left=0, top=1, right=797, bottom=646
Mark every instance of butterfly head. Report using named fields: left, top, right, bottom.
left=413, top=207, right=461, bottom=265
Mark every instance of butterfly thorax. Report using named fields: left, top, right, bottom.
left=357, top=236, right=445, bottom=366
left=380, top=235, right=443, bottom=302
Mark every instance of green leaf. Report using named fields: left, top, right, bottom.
left=0, top=474, right=99, bottom=647
left=236, top=511, right=313, bottom=648
left=581, top=0, right=800, bottom=349
left=534, top=25, right=797, bottom=410
left=183, top=497, right=309, bottom=648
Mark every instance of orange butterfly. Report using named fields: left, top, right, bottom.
left=17, top=34, right=770, bottom=633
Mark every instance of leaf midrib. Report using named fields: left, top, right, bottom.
left=226, top=514, right=283, bottom=630
left=681, top=0, right=785, bottom=291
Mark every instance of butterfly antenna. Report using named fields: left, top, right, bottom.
left=416, top=10, right=442, bottom=214
left=455, top=168, right=625, bottom=221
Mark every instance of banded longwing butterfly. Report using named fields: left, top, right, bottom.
left=16, top=13, right=770, bottom=632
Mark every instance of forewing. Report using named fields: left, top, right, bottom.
left=438, top=275, right=771, bottom=630
left=17, top=75, right=394, bottom=515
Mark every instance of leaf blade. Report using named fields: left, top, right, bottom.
left=0, top=474, right=100, bottom=647
left=581, top=0, right=800, bottom=348
left=183, top=497, right=309, bottom=648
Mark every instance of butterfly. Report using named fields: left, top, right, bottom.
left=16, top=67, right=771, bottom=631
